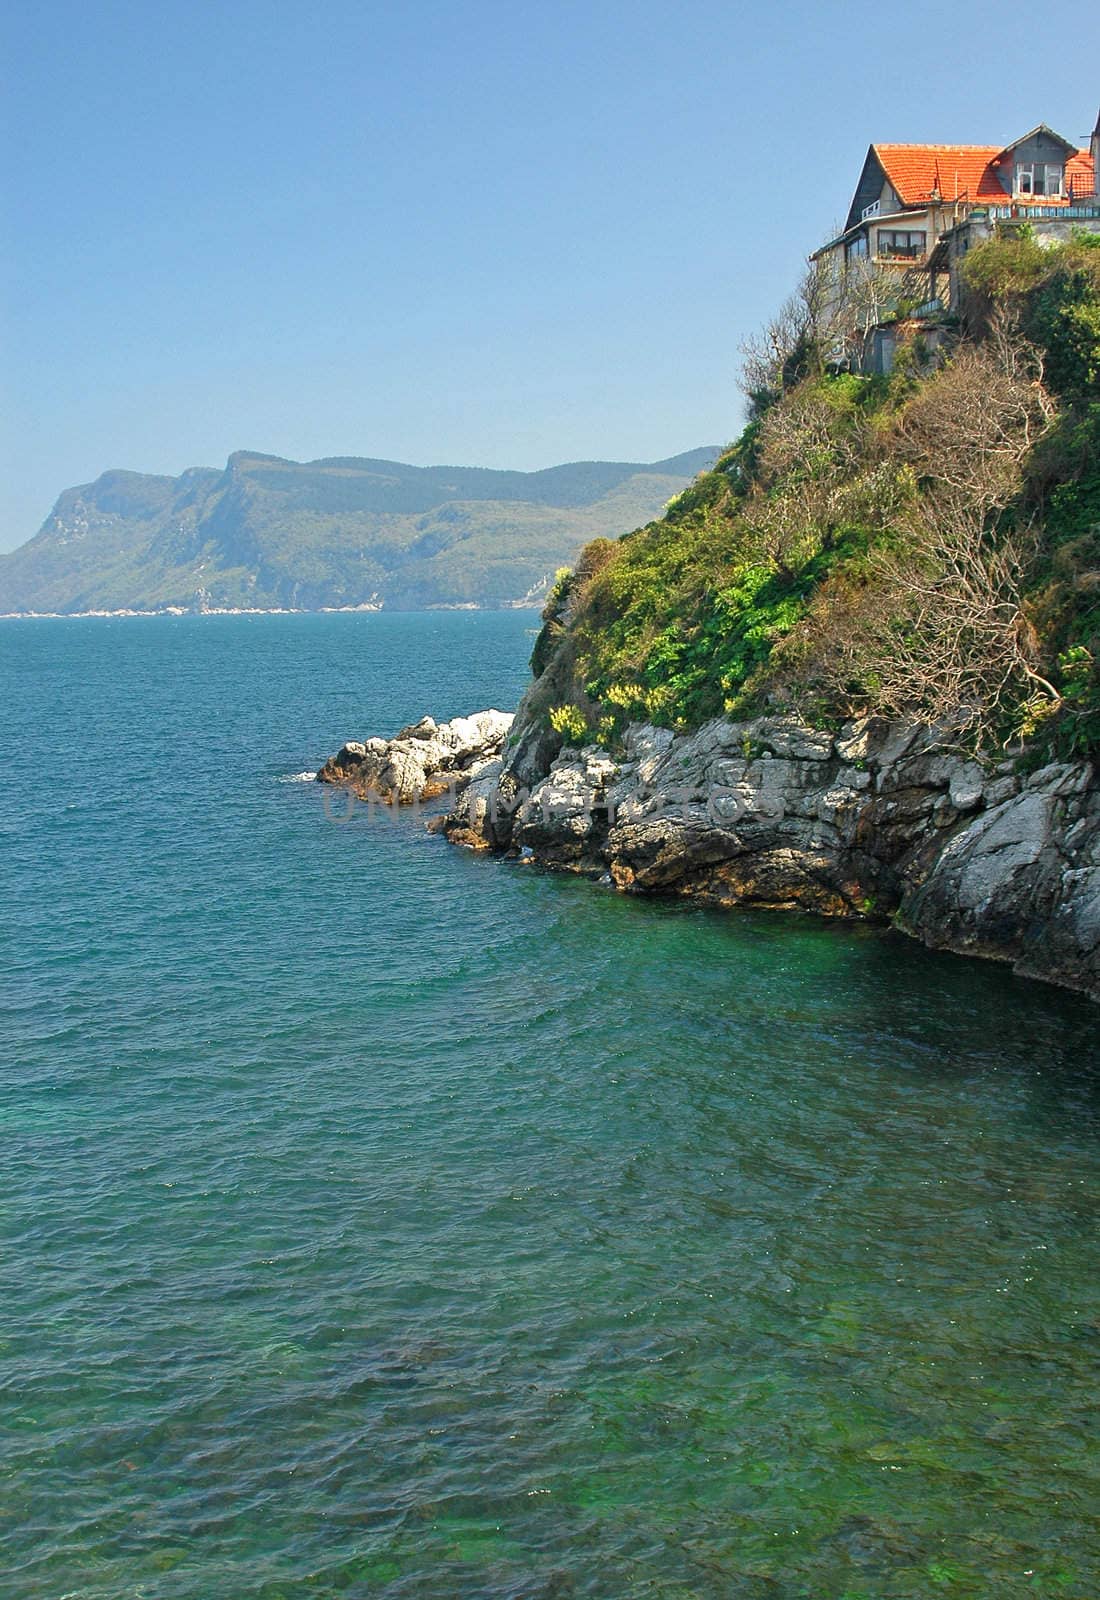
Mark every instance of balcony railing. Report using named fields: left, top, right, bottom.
left=984, top=202, right=1100, bottom=220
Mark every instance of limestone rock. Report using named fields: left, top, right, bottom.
left=309, top=693, right=1099, bottom=1000
left=436, top=705, right=1099, bottom=1001
left=899, top=779, right=1100, bottom=996
left=948, top=763, right=985, bottom=812
left=316, top=709, right=513, bottom=805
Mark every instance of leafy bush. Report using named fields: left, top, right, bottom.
left=541, top=567, right=574, bottom=621
left=959, top=225, right=1049, bottom=299
left=964, top=229, right=1100, bottom=400
left=548, top=704, right=591, bottom=746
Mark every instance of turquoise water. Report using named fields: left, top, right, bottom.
left=1, top=611, right=1098, bottom=1600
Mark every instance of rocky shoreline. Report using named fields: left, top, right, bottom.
left=318, top=708, right=1100, bottom=1003
left=317, top=710, right=513, bottom=804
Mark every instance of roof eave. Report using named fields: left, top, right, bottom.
left=812, top=201, right=936, bottom=260
left=996, top=123, right=1079, bottom=158
left=843, top=145, right=886, bottom=232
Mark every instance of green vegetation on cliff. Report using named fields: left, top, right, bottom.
left=537, top=230, right=1100, bottom=760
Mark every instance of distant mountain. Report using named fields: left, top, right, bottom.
left=0, top=447, right=720, bottom=614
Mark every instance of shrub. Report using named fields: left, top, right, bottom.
left=961, top=226, right=1049, bottom=300
left=541, top=567, right=573, bottom=622
left=548, top=704, right=590, bottom=745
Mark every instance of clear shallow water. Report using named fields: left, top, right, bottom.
left=1, top=611, right=1098, bottom=1600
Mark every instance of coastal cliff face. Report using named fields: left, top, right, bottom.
left=315, top=695, right=1099, bottom=1001
left=441, top=707, right=1100, bottom=1002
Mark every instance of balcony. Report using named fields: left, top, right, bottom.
left=984, top=201, right=1100, bottom=221
left=875, top=248, right=928, bottom=265
left=874, top=228, right=928, bottom=265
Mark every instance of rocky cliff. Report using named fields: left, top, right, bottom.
left=315, top=698, right=1099, bottom=1002
left=311, top=229, right=1100, bottom=1002
left=448, top=707, right=1099, bottom=999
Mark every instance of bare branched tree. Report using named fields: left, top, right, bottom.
left=752, top=387, right=859, bottom=489
left=795, top=508, right=1055, bottom=741
left=870, top=503, right=1054, bottom=732
left=892, top=331, right=1056, bottom=513
left=738, top=388, right=900, bottom=577
left=740, top=257, right=906, bottom=404
left=815, top=256, right=906, bottom=368
left=739, top=282, right=812, bottom=405
left=780, top=324, right=1060, bottom=743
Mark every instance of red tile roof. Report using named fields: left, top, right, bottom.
left=873, top=143, right=1095, bottom=208
left=1067, top=150, right=1097, bottom=198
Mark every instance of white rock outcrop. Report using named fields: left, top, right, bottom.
left=317, top=710, right=512, bottom=803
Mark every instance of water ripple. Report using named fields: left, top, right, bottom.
left=1, top=613, right=1098, bottom=1599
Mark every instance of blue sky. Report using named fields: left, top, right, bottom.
left=2, top=0, right=1096, bottom=549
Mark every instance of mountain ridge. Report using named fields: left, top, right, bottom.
left=1, top=446, right=719, bottom=614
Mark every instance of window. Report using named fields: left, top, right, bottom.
left=1015, top=163, right=1065, bottom=198
left=877, top=229, right=926, bottom=259
left=846, top=233, right=869, bottom=263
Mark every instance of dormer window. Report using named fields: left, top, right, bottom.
left=1015, top=163, right=1063, bottom=197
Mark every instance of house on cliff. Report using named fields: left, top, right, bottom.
left=813, top=111, right=1100, bottom=372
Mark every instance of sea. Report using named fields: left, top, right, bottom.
left=2, top=610, right=1098, bottom=1600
